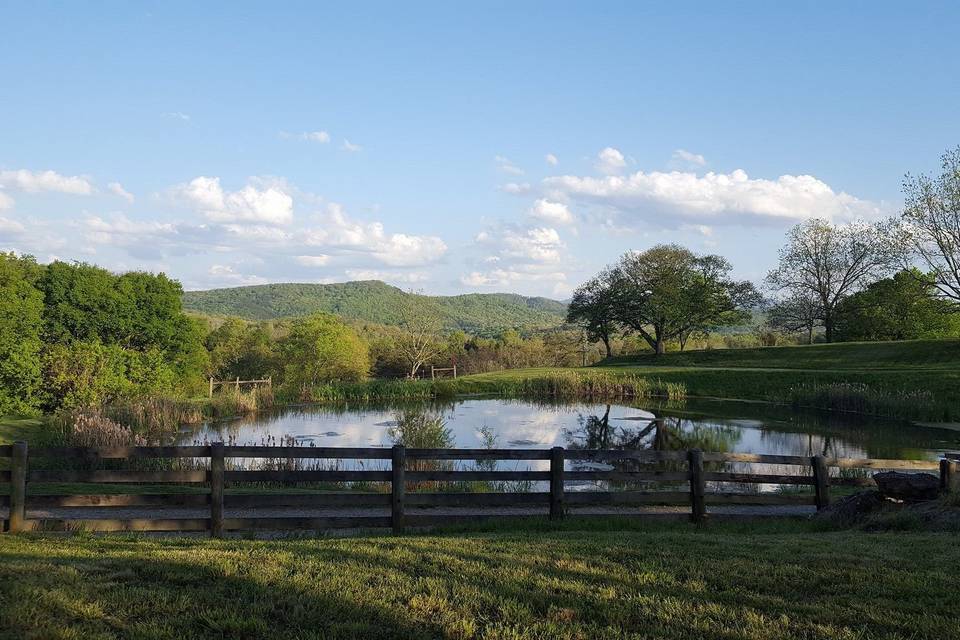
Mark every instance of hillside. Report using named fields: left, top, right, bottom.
left=182, top=280, right=568, bottom=335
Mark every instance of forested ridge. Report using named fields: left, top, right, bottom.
left=182, top=280, right=568, bottom=335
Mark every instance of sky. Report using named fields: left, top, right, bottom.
left=2, top=1, right=959, bottom=298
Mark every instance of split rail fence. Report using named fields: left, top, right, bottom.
left=2, top=442, right=957, bottom=535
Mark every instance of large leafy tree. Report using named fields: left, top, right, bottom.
left=608, top=244, right=760, bottom=355
left=281, top=313, right=369, bottom=390
left=766, top=219, right=893, bottom=343
left=566, top=270, right=618, bottom=358
left=0, top=253, right=44, bottom=414
left=766, top=291, right=823, bottom=344
left=900, top=146, right=960, bottom=301
left=835, top=269, right=960, bottom=341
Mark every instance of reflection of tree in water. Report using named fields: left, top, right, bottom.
left=564, top=405, right=741, bottom=453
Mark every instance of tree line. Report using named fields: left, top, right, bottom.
left=567, top=146, right=960, bottom=352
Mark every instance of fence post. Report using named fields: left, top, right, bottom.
left=812, top=455, right=830, bottom=510
left=550, top=446, right=565, bottom=520
left=941, top=458, right=959, bottom=493
left=9, top=441, right=27, bottom=533
left=210, top=442, right=224, bottom=538
left=209, top=377, right=214, bottom=398
left=687, top=448, right=705, bottom=524
left=392, top=445, right=406, bottom=534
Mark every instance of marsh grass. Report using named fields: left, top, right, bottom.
left=788, top=382, right=950, bottom=421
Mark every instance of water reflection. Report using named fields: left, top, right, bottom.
left=181, top=396, right=960, bottom=461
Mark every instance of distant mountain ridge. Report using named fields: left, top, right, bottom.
left=182, top=280, right=568, bottom=335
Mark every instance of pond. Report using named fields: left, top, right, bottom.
left=179, top=396, right=960, bottom=461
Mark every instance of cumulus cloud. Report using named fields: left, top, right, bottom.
left=477, top=226, right=565, bottom=264
left=305, top=203, right=447, bottom=266
left=344, top=268, right=428, bottom=284
left=302, top=131, right=331, bottom=143
left=495, top=155, right=524, bottom=176
left=108, top=182, right=135, bottom=203
left=545, top=168, right=882, bottom=227
left=0, top=169, right=94, bottom=195
left=174, top=176, right=294, bottom=225
left=545, top=153, right=559, bottom=166
left=0, top=216, right=25, bottom=233
left=296, top=254, right=331, bottom=267
left=595, top=147, right=626, bottom=175
left=499, top=182, right=531, bottom=195
left=530, top=199, right=574, bottom=225
left=671, top=149, right=707, bottom=167
left=342, top=139, right=362, bottom=152
left=0, top=190, right=13, bottom=210
left=207, top=264, right=269, bottom=286
left=162, top=111, right=191, bottom=121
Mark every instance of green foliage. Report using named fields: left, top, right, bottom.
left=387, top=410, right=455, bottom=448
left=835, top=269, right=960, bottom=341
left=281, top=313, right=370, bottom=392
left=205, top=317, right=278, bottom=379
left=0, top=253, right=44, bottom=415
left=182, top=280, right=568, bottom=336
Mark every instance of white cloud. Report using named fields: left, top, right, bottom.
left=107, top=182, right=135, bottom=203
left=305, top=203, right=447, bottom=266
left=495, top=155, right=524, bottom=176
left=162, top=111, right=191, bottom=121
left=477, top=226, right=566, bottom=265
left=0, top=169, right=94, bottom=195
left=175, top=176, right=294, bottom=225
left=595, top=147, right=626, bottom=175
left=545, top=153, right=559, bottom=166
left=296, top=254, right=331, bottom=267
left=671, top=149, right=707, bottom=168
left=0, top=216, right=25, bottom=233
left=0, top=191, right=13, bottom=210
left=460, top=267, right=567, bottom=288
left=530, top=199, right=574, bottom=225
left=344, top=268, right=428, bottom=284
left=302, top=131, right=331, bottom=143
left=342, top=139, right=362, bottom=152
left=207, top=264, right=269, bottom=286
left=545, top=168, right=882, bottom=227
left=499, top=182, right=531, bottom=195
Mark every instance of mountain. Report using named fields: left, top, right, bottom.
left=182, top=281, right=568, bottom=335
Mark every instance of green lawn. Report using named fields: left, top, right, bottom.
left=455, top=340, right=960, bottom=421
left=0, top=519, right=956, bottom=639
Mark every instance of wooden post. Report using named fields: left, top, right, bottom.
left=941, top=458, right=959, bottom=493
left=550, top=446, right=565, bottom=520
left=8, top=441, right=27, bottom=533
left=210, top=442, right=224, bottom=538
left=430, top=366, right=435, bottom=380
left=452, top=364, right=457, bottom=379
left=209, top=377, right=214, bottom=398
left=812, top=455, right=830, bottom=510
left=235, top=376, right=241, bottom=396
left=391, top=445, right=406, bottom=534
left=687, top=448, right=705, bottom=524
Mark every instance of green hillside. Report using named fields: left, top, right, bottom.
left=182, top=280, right=568, bottom=335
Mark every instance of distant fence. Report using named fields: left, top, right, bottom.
left=208, top=376, right=271, bottom=397
left=1, top=441, right=957, bottom=535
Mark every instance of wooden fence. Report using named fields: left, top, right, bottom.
left=1, top=442, right=957, bottom=536
left=208, top=376, right=271, bottom=397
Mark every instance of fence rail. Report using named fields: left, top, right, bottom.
left=2, top=442, right=957, bottom=536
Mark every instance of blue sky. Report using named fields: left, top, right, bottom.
left=2, top=1, right=958, bottom=297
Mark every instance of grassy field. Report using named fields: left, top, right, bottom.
left=0, top=519, right=956, bottom=639
left=454, top=340, right=960, bottom=421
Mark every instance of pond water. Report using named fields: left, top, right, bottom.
left=179, top=396, right=960, bottom=461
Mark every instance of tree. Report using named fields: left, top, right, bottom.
left=206, top=318, right=277, bottom=380
left=566, top=270, right=618, bottom=358
left=0, top=253, right=44, bottom=415
left=766, top=291, right=823, bottom=344
left=834, top=269, right=960, bottom=341
left=281, top=313, right=369, bottom=391
left=899, top=146, right=960, bottom=301
left=395, top=293, right=446, bottom=378
left=607, top=245, right=759, bottom=355
left=766, top=219, right=892, bottom=342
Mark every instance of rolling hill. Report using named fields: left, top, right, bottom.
left=182, top=280, right=568, bottom=335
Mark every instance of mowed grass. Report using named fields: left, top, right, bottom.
left=455, top=340, right=960, bottom=420
left=0, top=520, right=957, bottom=639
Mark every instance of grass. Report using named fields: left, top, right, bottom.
left=456, top=339, right=960, bottom=422
left=0, top=519, right=957, bottom=639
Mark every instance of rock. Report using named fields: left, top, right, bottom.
left=872, top=471, right=940, bottom=502
left=814, top=490, right=887, bottom=525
